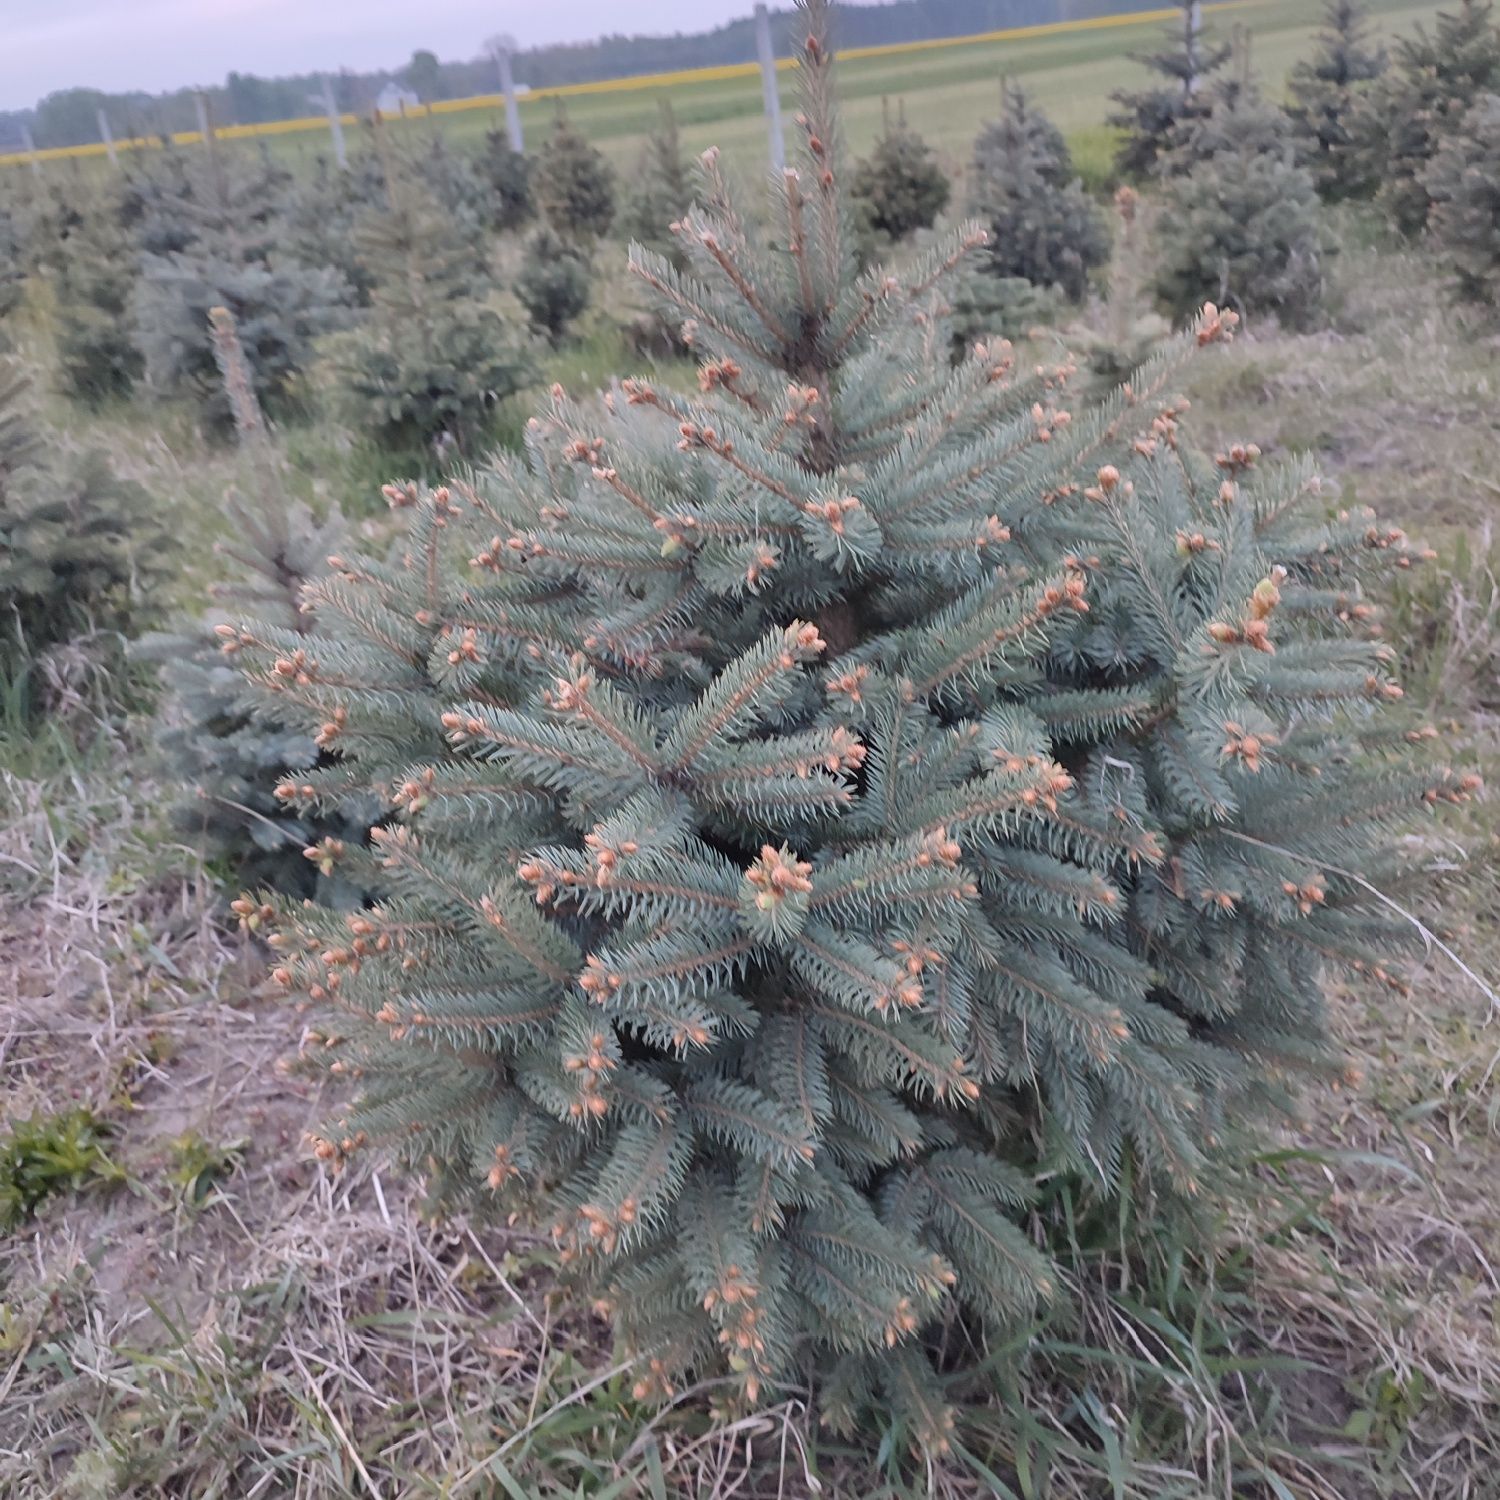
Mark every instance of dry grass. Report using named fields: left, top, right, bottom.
left=1184, top=225, right=1500, bottom=547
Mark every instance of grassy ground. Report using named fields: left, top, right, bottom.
left=1, top=205, right=1497, bottom=1495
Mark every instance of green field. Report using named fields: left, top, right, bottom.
left=266, top=0, right=1447, bottom=183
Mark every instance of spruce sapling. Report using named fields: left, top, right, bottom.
left=1286, top=0, right=1389, bottom=200
left=137, top=308, right=371, bottom=901
left=517, top=227, right=592, bottom=344
left=620, top=100, right=696, bottom=270
left=968, top=83, right=1109, bottom=302
left=319, top=132, right=529, bottom=458
left=132, top=144, right=352, bottom=433
left=232, top=0, right=1472, bottom=1451
left=0, top=359, right=168, bottom=692
left=54, top=190, right=145, bottom=404
left=479, top=129, right=535, bottom=234
left=1424, top=91, right=1500, bottom=305
left=535, top=108, right=616, bottom=244
left=1356, top=0, right=1500, bottom=235
left=1110, top=0, right=1233, bottom=178
left=850, top=100, right=951, bottom=251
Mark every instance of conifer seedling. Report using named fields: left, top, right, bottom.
left=1424, top=91, right=1500, bottom=306
left=968, top=82, right=1109, bottom=302
left=0, top=358, right=167, bottom=688
left=536, top=107, right=617, bottom=244
left=132, top=143, right=352, bottom=433
left=1357, top=0, right=1500, bottom=235
left=235, top=0, right=1475, bottom=1449
left=620, top=100, right=697, bottom=271
left=1286, top=0, right=1388, bottom=200
left=850, top=100, right=951, bottom=251
left=54, top=188, right=145, bottom=404
left=138, top=309, right=369, bottom=901
left=1150, top=79, right=1327, bottom=329
left=1110, top=0, right=1233, bottom=178
left=479, top=129, right=536, bottom=235
left=319, top=127, right=529, bottom=458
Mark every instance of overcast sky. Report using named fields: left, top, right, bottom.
left=2, top=0, right=756, bottom=112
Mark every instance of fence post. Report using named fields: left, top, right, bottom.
left=755, top=3, right=784, bottom=172
left=489, top=36, right=525, bottom=153
left=96, top=108, right=119, bottom=166
left=20, top=125, right=41, bottom=177
left=320, top=75, right=348, bottom=168
left=195, top=90, right=215, bottom=150
left=1184, top=1, right=1204, bottom=95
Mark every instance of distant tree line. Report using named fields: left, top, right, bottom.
left=2, top=0, right=1143, bottom=150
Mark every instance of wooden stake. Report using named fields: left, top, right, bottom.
left=496, top=39, right=525, bottom=153
left=755, top=4, right=785, bottom=172
left=96, top=108, right=118, bottom=167
left=320, top=75, right=348, bottom=168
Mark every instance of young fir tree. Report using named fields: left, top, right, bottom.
left=849, top=100, right=951, bottom=250
left=0, top=358, right=167, bottom=680
left=1057, top=186, right=1172, bottom=392
left=516, top=226, right=593, bottom=344
left=535, top=108, right=617, bottom=244
left=121, top=145, right=201, bottom=258
left=417, top=129, right=494, bottom=234
left=232, top=0, right=1470, bottom=1448
left=1110, top=0, right=1233, bottom=178
left=1150, top=103, right=1326, bottom=329
left=620, top=101, right=697, bottom=269
left=479, top=128, right=535, bottom=234
left=12, top=177, right=86, bottom=278
left=54, top=191, right=146, bottom=405
left=1286, top=0, right=1388, bottom=200
left=968, top=83, right=1110, bottom=302
left=1423, top=92, right=1500, bottom=305
left=138, top=309, right=369, bottom=900
left=320, top=137, right=530, bottom=458
left=1357, top=0, right=1500, bottom=236
left=1148, top=48, right=1326, bottom=330
left=133, top=144, right=352, bottom=432
left=1157, top=59, right=1296, bottom=178
left=284, top=154, right=384, bottom=308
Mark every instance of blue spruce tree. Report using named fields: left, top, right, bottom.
left=231, top=0, right=1476, bottom=1450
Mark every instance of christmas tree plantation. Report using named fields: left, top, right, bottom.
left=233, top=0, right=1474, bottom=1448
